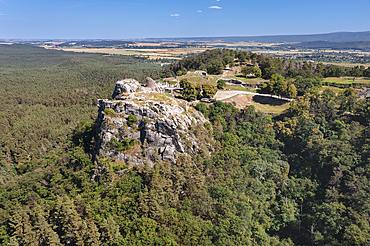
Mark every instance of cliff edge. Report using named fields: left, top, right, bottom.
left=94, top=79, right=213, bottom=173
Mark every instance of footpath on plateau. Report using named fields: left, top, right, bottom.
left=214, top=90, right=295, bottom=102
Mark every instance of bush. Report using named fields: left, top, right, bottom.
left=180, top=78, right=197, bottom=101
left=202, top=82, right=218, bottom=98
left=108, top=138, right=136, bottom=152
left=217, top=80, right=226, bottom=89
left=196, top=103, right=209, bottom=117
left=128, top=114, right=137, bottom=126
left=104, top=108, right=116, bottom=116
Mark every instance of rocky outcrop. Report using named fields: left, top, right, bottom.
left=95, top=79, right=211, bottom=171
left=146, top=77, right=156, bottom=89
left=112, top=79, right=141, bottom=99
left=358, top=88, right=370, bottom=99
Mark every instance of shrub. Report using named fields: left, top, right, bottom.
left=196, top=103, right=209, bottom=117
left=128, top=114, right=137, bottom=126
left=104, top=108, right=116, bottom=116
left=217, top=79, right=226, bottom=89
left=202, top=82, right=218, bottom=98
left=108, top=138, right=136, bottom=152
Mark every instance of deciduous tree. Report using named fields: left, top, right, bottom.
left=202, top=82, right=218, bottom=98
left=180, top=78, right=197, bottom=101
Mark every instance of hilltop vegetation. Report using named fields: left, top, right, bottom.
left=169, top=48, right=370, bottom=78
left=1, top=45, right=370, bottom=245
left=163, top=48, right=370, bottom=101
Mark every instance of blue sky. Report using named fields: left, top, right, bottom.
left=0, top=0, right=369, bottom=39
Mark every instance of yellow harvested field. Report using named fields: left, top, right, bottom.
left=55, top=47, right=206, bottom=60
left=256, top=50, right=313, bottom=54
left=48, top=41, right=370, bottom=67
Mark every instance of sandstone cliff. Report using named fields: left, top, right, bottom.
left=95, top=79, right=213, bottom=171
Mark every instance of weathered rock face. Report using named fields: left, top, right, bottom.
left=112, top=79, right=141, bottom=99
left=146, top=77, right=156, bottom=89
left=95, top=79, right=211, bottom=169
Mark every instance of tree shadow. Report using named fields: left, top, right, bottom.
left=252, top=95, right=288, bottom=106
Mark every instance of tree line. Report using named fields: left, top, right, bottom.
left=160, top=48, right=370, bottom=80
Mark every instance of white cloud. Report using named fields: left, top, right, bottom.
left=0, top=1, right=10, bottom=7
left=216, top=0, right=220, bottom=1
left=0, top=13, right=7, bottom=15
left=209, top=6, right=222, bottom=9
left=197, top=10, right=202, bottom=12
left=170, top=14, right=179, bottom=17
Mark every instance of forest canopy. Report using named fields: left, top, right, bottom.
left=0, top=45, right=370, bottom=245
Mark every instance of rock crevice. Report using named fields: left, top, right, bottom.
left=95, top=79, right=210, bottom=169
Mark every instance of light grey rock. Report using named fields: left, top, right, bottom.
left=112, top=79, right=141, bottom=99
left=103, top=132, right=113, bottom=143
left=162, top=146, right=177, bottom=163
left=95, top=79, right=211, bottom=170
left=146, top=77, right=156, bottom=89
left=358, top=88, right=370, bottom=99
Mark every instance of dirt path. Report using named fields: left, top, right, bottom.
left=221, top=66, right=230, bottom=77
left=214, top=90, right=294, bottom=102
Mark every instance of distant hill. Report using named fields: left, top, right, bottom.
left=3, top=31, right=370, bottom=46
left=155, top=31, right=370, bottom=43
left=56, top=40, right=133, bottom=48
left=278, top=41, right=370, bottom=51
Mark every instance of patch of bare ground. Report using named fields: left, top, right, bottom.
left=223, top=94, right=290, bottom=114
left=223, top=94, right=254, bottom=108
left=224, top=67, right=236, bottom=77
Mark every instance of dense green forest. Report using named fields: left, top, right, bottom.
left=0, top=44, right=160, bottom=183
left=1, top=44, right=370, bottom=245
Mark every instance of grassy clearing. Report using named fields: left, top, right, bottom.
left=323, top=77, right=370, bottom=84
left=253, top=102, right=290, bottom=114
left=321, top=86, right=359, bottom=95
left=208, top=75, right=219, bottom=80
left=222, top=94, right=290, bottom=114
left=321, top=62, right=370, bottom=68
left=223, top=85, right=254, bottom=91
left=148, top=93, right=171, bottom=102
left=187, top=76, right=204, bottom=83
left=223, top=75, right=267, bottom=84
left=170, top=73, right=213, bottom=85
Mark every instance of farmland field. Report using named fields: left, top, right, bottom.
left=52, top=46, right=205, bottom=60
left=41, top=40, right=370, bottom=68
